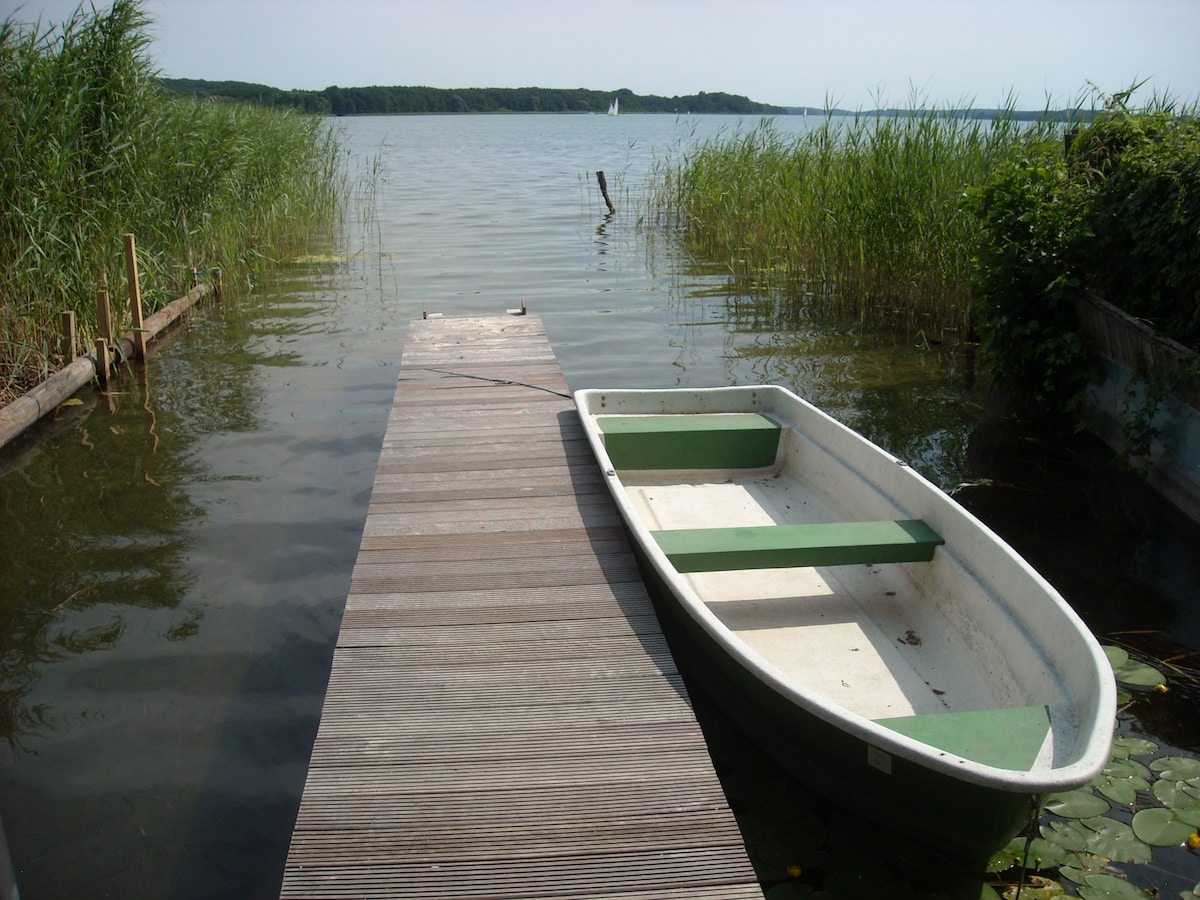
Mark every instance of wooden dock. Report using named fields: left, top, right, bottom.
left=280, top=314, right=762, bottom=899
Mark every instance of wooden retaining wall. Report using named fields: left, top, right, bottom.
left=280, top=313, right=762, bottom=899
left=1074, top=293, right=1200, bottom=524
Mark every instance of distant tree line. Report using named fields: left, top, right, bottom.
left=159, top=79, right=786, bottom=116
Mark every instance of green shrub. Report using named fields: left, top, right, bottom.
left=1073, top=110, right=1200, bottom=346
left=966, top=144, right=1094, bottom=416
left=967, top=92, right=1199, bottom=422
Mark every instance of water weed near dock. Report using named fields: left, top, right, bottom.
left=0, top=0, right=343, bottom=405
left=646, top=105, right=1051, bottom=338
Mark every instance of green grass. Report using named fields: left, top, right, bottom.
left=646, top=105, right=1057, bottom=336
left=0, top=0, right=345, bottom=403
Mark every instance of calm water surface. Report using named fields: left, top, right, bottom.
left=1, top=114, right=1198, bottom=898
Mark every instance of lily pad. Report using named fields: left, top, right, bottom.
left=1041, top=819, right=1091, bottom=852
left=1151, top=756, right=1200, bottom=782
left=1103, top=645, right=1131, bottom=669
left=1079, top=816, right=1153, bottom=863
left=1132, top=807, right=1196, bottom=846
left=1002, top=875, right=1065, bottom=899
left=1153, top=777, right=1200, bottom=810
left=1078, top=872, right=1156, bottom=899
left=1041, top=817, right=1151, bottom=864
left=1103, top=644, right=1167, bottom=687
left=988, top=835, right=1068, bottom=873
left=1109, top=735, right=1159, bottom=759
left=1058, top=852, right=1116, bottom=885
left=1044, top=789, right=1110, bottom=819
left=1092, top=758, right=1152, bottom=803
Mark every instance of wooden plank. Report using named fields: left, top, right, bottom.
left=599, top=412, right=782, bottom=469
left=280, top=315, right=762, bottom=899
left=652, top=518, right=945, bottom=572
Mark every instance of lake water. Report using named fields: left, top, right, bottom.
left=1, top=113, right=1198, bottom=898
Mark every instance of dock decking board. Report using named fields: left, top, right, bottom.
left=281, top=315, right=762, bottom=899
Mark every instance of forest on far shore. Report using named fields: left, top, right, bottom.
left=160, top=79, right=788, bottom=115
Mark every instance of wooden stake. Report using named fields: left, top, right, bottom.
left=596, top=170, right=616, bottom=215
left=124, top=233, right=147, bottom=358
left=94, top=338, right=110, bottom=389
left=96, top=289, right=112, bottom=345
left=60, top=310, right=76, bottom=361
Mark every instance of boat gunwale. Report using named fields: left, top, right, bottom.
left=574, top=384, right=1117, bottom=793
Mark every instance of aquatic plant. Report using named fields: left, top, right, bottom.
left=646, top=100, right=1049, bottom=337
left=0, top=0, right=344, bottom=404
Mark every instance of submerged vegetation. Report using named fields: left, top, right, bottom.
left=0, top=0, right=344, bottom=405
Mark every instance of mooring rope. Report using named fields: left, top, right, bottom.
left=422, top=367, right=572, bottom=399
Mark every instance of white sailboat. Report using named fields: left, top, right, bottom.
left=607, top=96, right=618, bottom=116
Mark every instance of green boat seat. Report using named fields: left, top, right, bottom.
left=651, top=519, right=944, bottom=573
left=597, top=413, right=782, bottom=470
left=874, top=704, right=1052, bottom=771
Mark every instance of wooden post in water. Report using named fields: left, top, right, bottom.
left=124, top=233, right=147, bottom=358
left=596, top=170, right=615, bottom=215
left=96, top=289, right=112, bottom=345
left=94, top=338, right=110, bottom=389
left=60, top=310, right=76, bottom=361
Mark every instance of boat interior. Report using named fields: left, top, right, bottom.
left=599, top=409, right=1072, bottom=771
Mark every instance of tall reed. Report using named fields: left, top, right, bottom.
left=0, top=0, right=344, bottom=404
left=647, top=106, right=1054, bottom=335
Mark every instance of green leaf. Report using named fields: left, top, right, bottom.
left=1104, top=645, right=1131, bottom=670
left=1151, top=756, right=1200, bottom=781
left=990, top=836, right=1069, bottom=872
left=1002, top=875, right=1065, bottom=899
left=1079, top=816, right=1152, bottom=864
left=1041, top=819, right=1090, bottom=852
left=1059, top=853, right=1115, bottom=886
left=1109, top=735, right=1158, bottom=759
left=1103, top=645, right=1166, bottom=687
left=1044, top=789, right=1110, bottom=819
left=1078, top=872, right=1154, bottom=899
left=1115, top=659, right=1166, bottom=687
left=1092, top=758, right=1152, bottom=803
left=1153, top=777, right=1200, bottom=810
left=1132, top=807, right=1195, bottom=846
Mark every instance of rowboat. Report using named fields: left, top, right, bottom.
left=574, top=385, right=1116, bottom=858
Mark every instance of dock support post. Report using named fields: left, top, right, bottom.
left=94, top=338, right=110, bottom=389
left=124, top=233, right=147, bottom=359
left=96, top=289, right=112, bottom=345
left=60, top=310, right=76, bottom=361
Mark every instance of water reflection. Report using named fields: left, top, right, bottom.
left=0, top=254, right=387, bottom=897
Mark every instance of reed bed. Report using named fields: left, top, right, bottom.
left=647, top=107, right=1054, bottom=336
left=0, top=0, right=344, bottom=404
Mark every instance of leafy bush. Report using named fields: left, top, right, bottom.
left=966, top=144, right=1094, bottom=416
left=967, top=91, right=1200, bottom=421
left=1074, top=110, right=1200, bottom=346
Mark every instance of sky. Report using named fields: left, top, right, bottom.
left=5, top=0, right=1199, bottom=110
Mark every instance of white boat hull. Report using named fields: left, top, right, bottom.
left=575, top=385, right=1116, bottom=857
